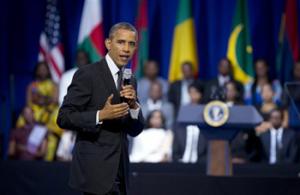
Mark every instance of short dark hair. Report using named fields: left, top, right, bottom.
left=269, top=108, right=284, bottom=119
left=108, top=22, right=138, bottom=39
left=181, top=61, right=194, bottom=71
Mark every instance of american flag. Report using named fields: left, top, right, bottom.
left=38, top=0, right=64, bottom=83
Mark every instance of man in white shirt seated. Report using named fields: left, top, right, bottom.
left=137, top=60, right=169, bottom=103
left=57, top=49, right=90, bottom=161
left=59, top=49, right=90, bottom=105
left=141, top=81, right=174, bottom=129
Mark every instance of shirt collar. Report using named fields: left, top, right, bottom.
left=218, top=74, right=230, bottom=83
left=270, top=127, right=283, bottom=133
left=147, top=99, right=162, bottom=111
left=105, top=54, right=122, bottom=76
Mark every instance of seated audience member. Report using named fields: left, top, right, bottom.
left=224, top=81, right=244, bottom=106
left=17, top=61, right=63, bottom=161
left=225, top=81, right=262, bottom=163
left=137, top=60, right=169, bottom=103
left=244, top=59, right=282, bottom=106
left=141, top=81, right=174, bottom=129
left=8, top=107, right=47, bottom=160
left=282, top=61, right=300, bottom=128
left=168, top=61, right=198, bottom=117
left=172, top=82, right=207, bottom=163
left=255, top=83, right=288, bottom=135
left=16, top=61, right=58, bottom=127
left=188, top=81, right=204, bottom=104
left=204, top=58, right=244, bottom=103
left=59, top=49, right=90, bottom=105
left=130, top=110, right=173, bottom=163
left=56, top=130, right=76, bottom=161
left=55, top=50, right=90, bottom=161
left=260, top=109, right=298, bottom=164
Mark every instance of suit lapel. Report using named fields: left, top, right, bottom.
left=97, top=59, right=121, bottom=103
left=264, top=131, right=271, bottom=158
left=281, top=129, right=288, bottom=153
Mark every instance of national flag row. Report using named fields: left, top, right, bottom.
left=38, top=0, right=299, bottom=84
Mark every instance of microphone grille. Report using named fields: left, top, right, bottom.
left=123, top=68, right=132, bottom=80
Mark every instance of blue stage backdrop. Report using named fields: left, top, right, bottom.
left=0, top=0, right=300, bottom=157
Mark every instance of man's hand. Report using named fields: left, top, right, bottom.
left=99, top=94, right=129, bottom=121
left=120, top=85, right=139, bottom=109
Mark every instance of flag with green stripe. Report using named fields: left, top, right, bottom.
left=78, top=0, right=105, bottom=63
left=169, top=0, right=198, bottom=82
left=227, top=0, right=253, bottom=84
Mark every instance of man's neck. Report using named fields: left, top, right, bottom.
left=272, top=126, right=283, bottom=131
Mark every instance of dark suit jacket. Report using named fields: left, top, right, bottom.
left=203, top=77, right=244, bottom=103
left=168, top=80, right=183, bottom=117
left=168, top=79, right=201, bottom=117
left=57, top=59, right=144, bottom=195
left=260, top=129, right=298, bottom=164
left=172, top=125, right=207, bottom=163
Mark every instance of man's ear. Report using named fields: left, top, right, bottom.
left=105, top=38, right=111, bottom=51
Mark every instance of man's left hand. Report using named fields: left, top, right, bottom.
left=120, top=85, right=139, bottom=109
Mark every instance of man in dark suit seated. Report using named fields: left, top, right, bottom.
left=168, top=61, right=198, bottom=117
left=260, top=109, right=298, bottom=164
left=172, top=82, right=207, bottom=163
left=203, top=58, right=244, bottom=103
left=172, top=125, right=207, bottom=163
left=57, top=22, right=145, bottom=195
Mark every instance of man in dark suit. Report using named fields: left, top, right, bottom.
left=168, top=62, right=197, bottom=117
left=260, top=109, right=298, bottom=164
left=172, top=125, right=207, bottom=163
left=57, top=23, right=145, bottom=195
left=203, top=58, right=244, bottom=103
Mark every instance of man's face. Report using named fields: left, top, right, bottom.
left=105, top=29, right=137, bottom=68
left=149, top=83, right=162, bottom=101
left=76, top=51, right=89, bottom=67
left=270, top=111, right=282, bottom=129
left=182, top=64, right=194, bottom=79
left=218, top=59, right=231, bottom=76
left=255, top=61, right=268, bottom=77
left=144, top=61, right=158, bottom=79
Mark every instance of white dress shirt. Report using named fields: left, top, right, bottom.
left=147, top=99, right=163, bottom=111
left=218, top=75, right=230, bottom=87
left=269, top=127, right=283, bottom=164
left=96, top=54, right=140, bottom=124
left=180, top=80, right=192, bottom=105
left=59, top=67, right=78, bottom=105
left=181, top=125, right=200, bottom=163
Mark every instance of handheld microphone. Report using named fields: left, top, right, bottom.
left=120, top=68, right=132, bottom=103
left=122, top=68, right=132, bottom=86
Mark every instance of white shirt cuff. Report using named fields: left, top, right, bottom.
left=96, top=110, right=103, bottom=125
left=129, top=104, right=140, bottom=119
